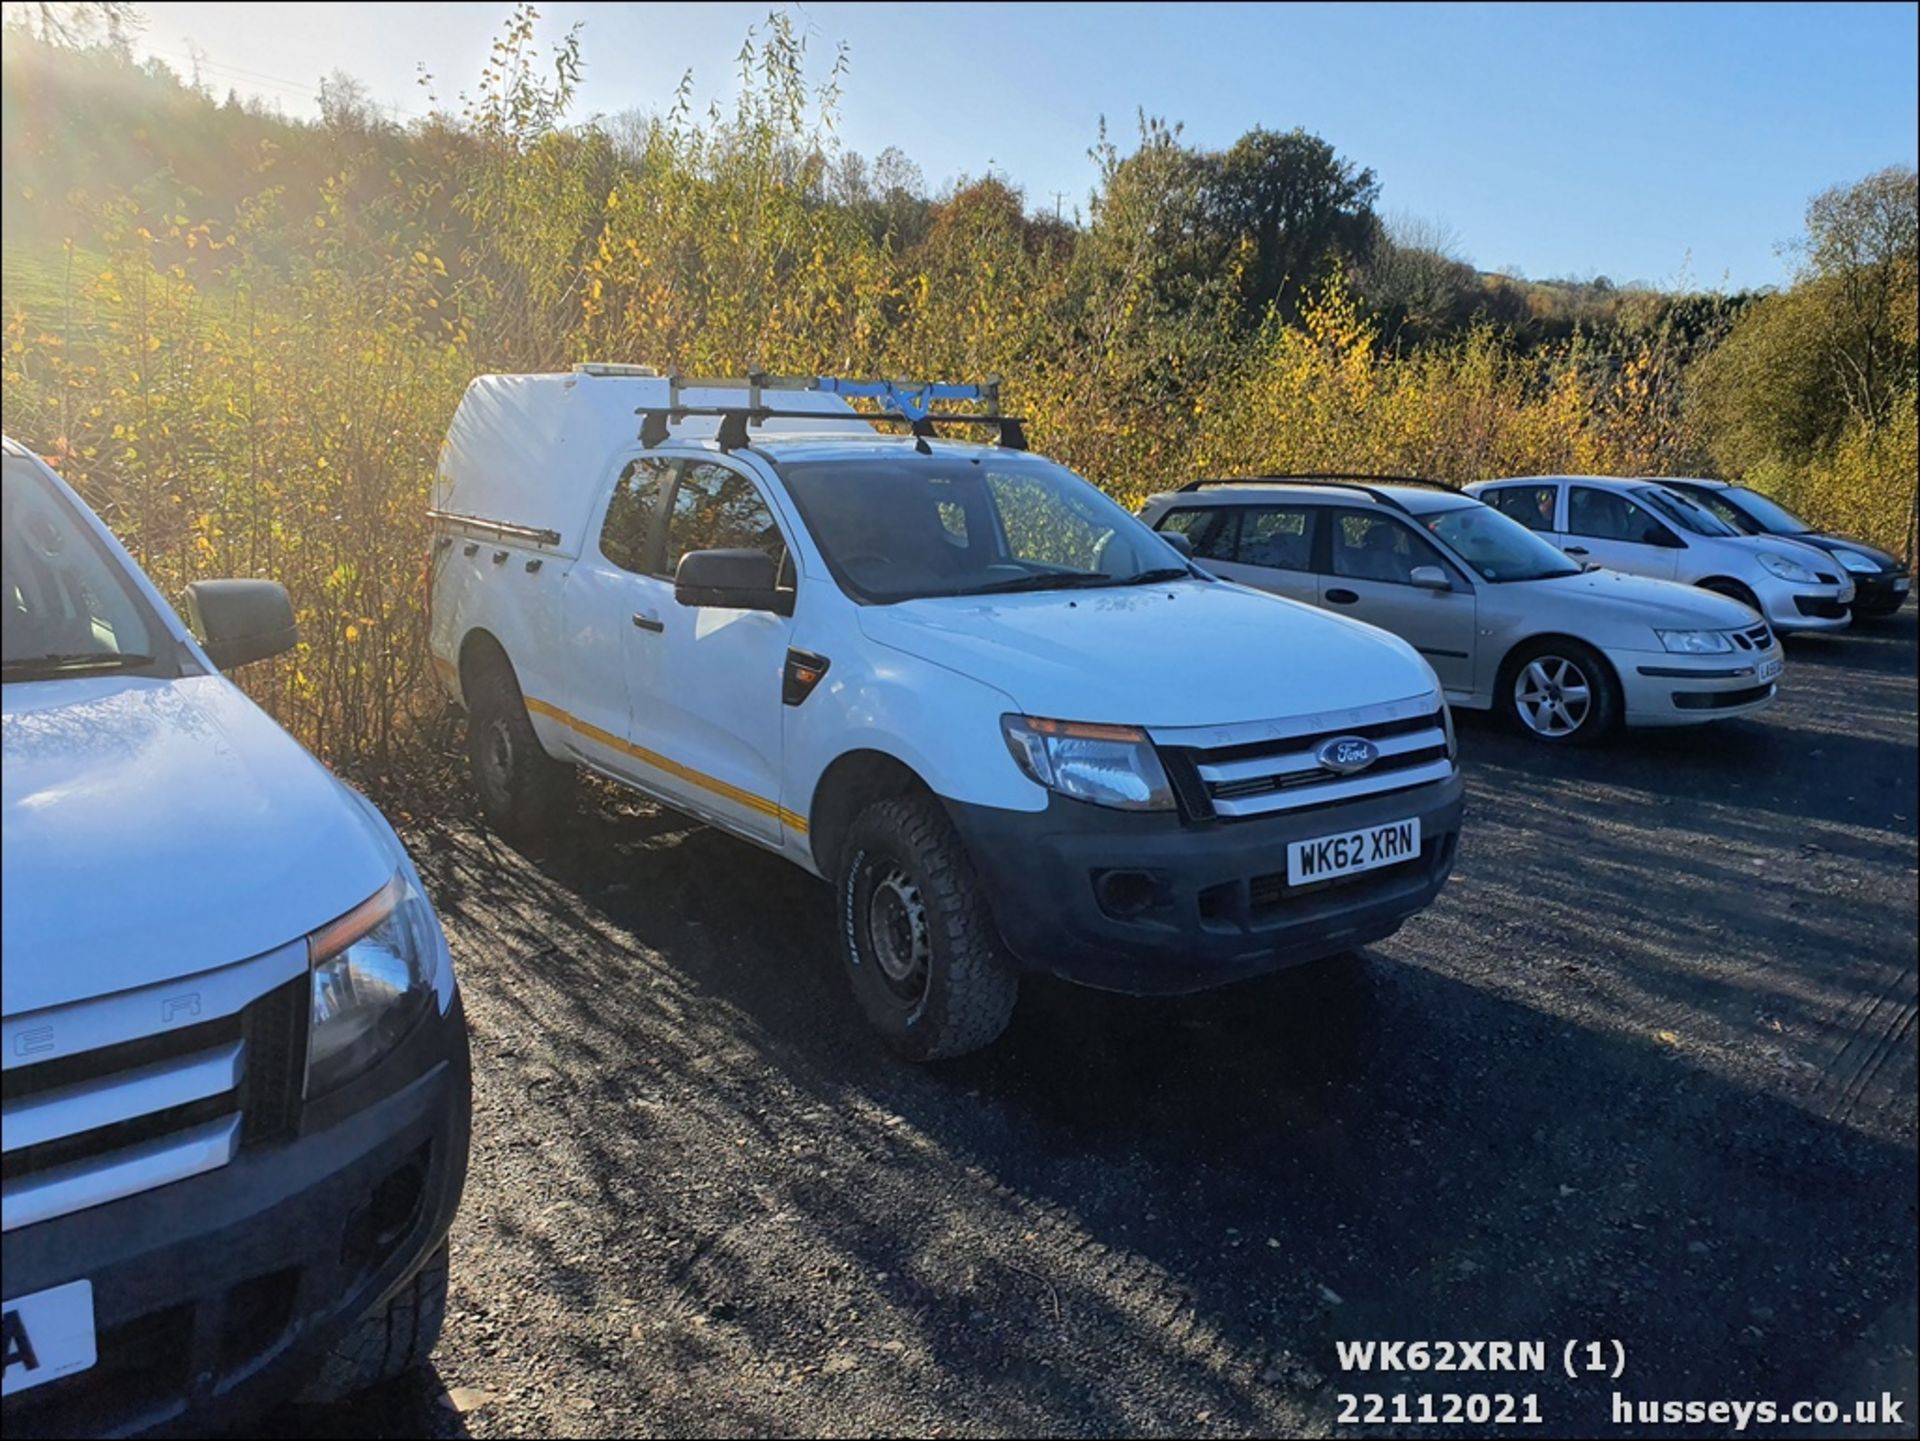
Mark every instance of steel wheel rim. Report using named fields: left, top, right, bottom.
left=1514, top=656, right=1592, bottom=737
left=479, top=716, right=516, bottom=805
left=867, top=864, right=931, bottom=1000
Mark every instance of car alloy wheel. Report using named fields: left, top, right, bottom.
left=1513, top=655, right=1592, bottom=738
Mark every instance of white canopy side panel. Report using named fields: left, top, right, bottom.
left=433, top=372, right=867, bottom=558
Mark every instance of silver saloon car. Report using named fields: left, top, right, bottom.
left=1141, top=477, right=1785, bottom=744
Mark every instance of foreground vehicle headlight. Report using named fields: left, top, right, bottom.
left=1001, top=715, right=1175, bottom=811
left=1836, top=549, right=1880, bottom=574
left=1757, top=551, right=1819, bottom=584
left=1656, top=629, right=1735, bottom=655
left=305, top=870, right=436, bottom=1096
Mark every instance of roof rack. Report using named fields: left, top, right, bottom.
left=637, top=373, right=1027, bottom=453
left=1177, top=472, right=1461, bottom=515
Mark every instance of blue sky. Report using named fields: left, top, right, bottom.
left=127, top=1, right=1918, bottom=291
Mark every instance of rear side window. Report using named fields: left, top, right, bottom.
left=1236, top=506, right=1316, bottom=572
left=1483, top=485, right=1558, bottom=532
left=598, top=457, right=674, bottom=574
left=661, top=462, right=788, bottom=579
left=1329, top=510, right=1448, bottom=585
left=1155, top=506, right=1238, bottom=562
left=1568, top=486, right=1671, bottom=546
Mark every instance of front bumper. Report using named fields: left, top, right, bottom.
left=1851, top=571, right=1911, bottom=615
left=946, top=775, right=1463, bottom=994
left=1616, top=642, right=1783, bottom=726
left=1754, top=573, right=1853, bottom=632
left=2, top=994, right=472, bottom=1439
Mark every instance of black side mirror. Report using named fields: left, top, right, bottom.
left=186, top=579, right=299, bottom=669
left=674, top=548, right=793, bottom=615
left=1161, top=530, right=1194, bottom=560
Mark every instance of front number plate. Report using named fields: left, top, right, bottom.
left=1287, top=818, right=1421, bottom=887
left=1758, top=655, right=1784, bottom=684
left=3, top=1279, right=96, bottom=1397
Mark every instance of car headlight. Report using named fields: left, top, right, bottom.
left=304, top=870, right=436, bottom=1096
left=1757, top=551, right=1818, bottom=584
left=1001, top=715, right=1174, bottom=811
left=1656, top=629, right=1736, bottom=655
left=1836, top=549, right=1880, bottom=574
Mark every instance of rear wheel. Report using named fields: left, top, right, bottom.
left=837, top=795, right=1018, bottom=1061
left=1500, top=639, right=1619, bottom=745
left=466, top=653, right=574, bottom=843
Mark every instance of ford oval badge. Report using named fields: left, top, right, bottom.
left=1317, top=735, right=1378, bottom=775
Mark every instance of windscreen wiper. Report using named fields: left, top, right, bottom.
left=1118, top=566, right=1195, bottom=585
left=960, top=571, right=1116, bottom=596
left=0, top=651, right=156, bottom=680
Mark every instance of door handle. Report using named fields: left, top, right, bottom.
left=631, top=613, right=664, bottom=633
left=1563, top=546, right=1589, bottom=557
left=1325, top=588, right=1359, bottom=605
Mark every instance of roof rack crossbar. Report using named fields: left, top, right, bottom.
left=636, top=373, right=1025, bottom=451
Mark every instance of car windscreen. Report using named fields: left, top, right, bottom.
left=1420, top=502, right=1583, bottom=582
left=1720, top=486, right=1814, bottom=536
left=775, top=451, right=1191, bottom=603
left=3, top=456, right=166, bottom=681
left=1636, top=486, right=1740, bottom=537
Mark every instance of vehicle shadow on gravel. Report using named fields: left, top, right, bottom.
left=382, top=738, right=1915, bottom=1437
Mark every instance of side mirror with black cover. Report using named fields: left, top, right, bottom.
left=186, top=578, right=299, bottom=669
left=674, top=548, right=794, bottom=615
left=1161, top=530, right=1194, bottom=560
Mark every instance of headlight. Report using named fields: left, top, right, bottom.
left=1656, top=629, right=1735, bottom=654
left=304, top=870, right=436, bottom=1096
left=1757, top=551, right=1818, bottom=584
left=1001, top=715, right=1174, bottom=811
left=1836, top=549, right=1880, bottom=574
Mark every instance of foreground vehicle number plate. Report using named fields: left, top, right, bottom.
left=2, top=1280, right=96, bottom=1396
left=1287, top=818, right=1421, bottom=886
left=1758, top=656, right=1784, bottom=683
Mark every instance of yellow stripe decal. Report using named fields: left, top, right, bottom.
left=523, top=696, right=807, bottom=833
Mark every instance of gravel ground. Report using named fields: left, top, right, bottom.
left=268, top=609, right=1917, bottom=1439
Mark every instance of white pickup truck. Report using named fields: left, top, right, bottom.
left=428, top=370, right=1464, bottom=1059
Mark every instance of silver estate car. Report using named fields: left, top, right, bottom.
left=1465, top=475, right=1854, bottom=634
left=1141, top=477, right=1785, bottom=744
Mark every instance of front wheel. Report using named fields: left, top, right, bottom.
left=1500, top=639, right=1620, bottom=745
left=837, top=795, right=1019, bottom=1061
left=299, top=1242, right=449, bottom=1403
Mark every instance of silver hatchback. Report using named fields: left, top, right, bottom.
left=1141, top=477, right=1785, bottom=745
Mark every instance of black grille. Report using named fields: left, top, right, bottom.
left=1731, top=623, right=1773, bottom=651
left=1, top=1012, right=240, bottom=1106
left=240, top=976, right=308, bottom=1146
left=1674, top=684, right=1773, bottom=710
left=1794, top=596, right=1849, bottom=619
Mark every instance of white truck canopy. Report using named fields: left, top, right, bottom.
left=434, top=369, right=871, bottom=558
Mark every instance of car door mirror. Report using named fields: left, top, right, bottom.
left=1408, top=565, right=1452, bottom=591
left=1161, top=530, right=1194, bottom=560
left=185, top=579, right=298, bottom=669
left=674, top=548, right=793, bottom=615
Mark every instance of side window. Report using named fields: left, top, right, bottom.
left=1329, top=510, right=1447, bottom=586
left=661, top=462, right=789, bottom=580
left=1484, top=485, right=1558, bottom=532
left=1568, top=486, right=1669, bottom=546
left=1236, top=506, right=1316, bottom=572
left=1156, top=506, right=1238, bottom=562
left=598, top=457, right=674, bottom=574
